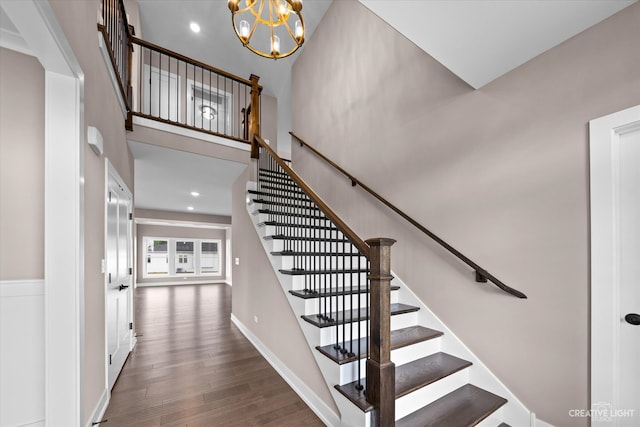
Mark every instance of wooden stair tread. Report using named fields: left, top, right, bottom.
left=271, top=250, right=361, bottom=256
left=302, top=303, right=419, bottom=328
left=252, top=209, right=325, bottom=219
left=249, top=189, right=310, bottom=202
left=335, top=352, right=471, bottom=411
left=280, top=268, right=367, bottom=275
left=396, top=384, right=507, bottom=427
left=256, top=178, right=299, bottom=189
left=253, top=199, right=319, bottom=210
left=268, top=235, right=349, bottom=243
left=290, top=285, right=399, bottom=300
left=253, top=184, right=306, bottom=195
left=317, top=325, right=443, bottom=364
left=260, top=222, right=337, bottom=232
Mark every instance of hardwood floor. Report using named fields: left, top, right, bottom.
left=102, top=284, right=325, bottom=426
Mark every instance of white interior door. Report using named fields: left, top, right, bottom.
left=106, top=163, right=133, bottom=390
left=590, top=105, right=640, bottom=426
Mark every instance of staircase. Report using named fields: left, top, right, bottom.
left=245, top=139, right=531, bottom=426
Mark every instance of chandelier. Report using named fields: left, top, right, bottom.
left=228, top=0, right=304, bottom=59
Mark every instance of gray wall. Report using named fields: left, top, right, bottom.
left=291, top=1, right=640, bottom=426
left=0, top=48, right=44, bottom=281
left=231, top=168, right=339, bottom=416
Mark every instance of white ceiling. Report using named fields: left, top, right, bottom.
left=128, top=141, right=247, bottom=217
left=3, top=0, right=636, bottom=216
left=358, top=0, right=637, bottom=89
left=129, top=0, right=636, bottom=216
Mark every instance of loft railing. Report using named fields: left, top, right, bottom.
left=98, top=0, right=261, bottom=143
left=131, top=37, right=261, bottom=144
left=254, top=135, right=396, bottom=425
left=98, top=0, right=133, bottom=112
left=290, top=131, right=528, bottom=299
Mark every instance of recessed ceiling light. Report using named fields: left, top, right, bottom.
left=190, top=22, right=200, bottom=33
left=187, top=206, right=195, bottom=211
left=190, top=191, right=200, bottom=197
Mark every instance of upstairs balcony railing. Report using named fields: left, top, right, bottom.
left=98, top=0, right=262, bottom=146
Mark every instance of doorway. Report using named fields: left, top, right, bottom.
left=105, top=160, right=134, bottom=390
left=590, top=104, right=640, bottom=426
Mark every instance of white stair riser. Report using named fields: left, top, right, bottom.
left=330, top=389, right=371, bottom=427
left=253, top=212, right=331, bottom=227
left=317, top=311, right=419, bottom=346
left=391, top=338, right=442, bottom=367
left=395, top=368, right=469, bottom=421
left=302, top=292, right=400, bottom=316
left=283, top=273, right=369, bottom=291
left=278, top=255, right=368, bottom=271
left=475, top=407, right=504, bottom=427
left=269, top=239, right=358, bottom=254
left=332, top=337, right=443, bottom=386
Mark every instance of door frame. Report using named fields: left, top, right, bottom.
left=1, top=1, right=86, bottom=425
left=590, top=104, right=640, bottom=422
left=104, top=158, right=135, bottom=390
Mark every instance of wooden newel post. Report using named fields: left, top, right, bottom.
left=249, top=74, right=261, bottom=159
left=365, top=237, right=396, bottom=427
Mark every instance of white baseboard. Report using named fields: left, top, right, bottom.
left=84, top=387, right=109, bottom=427
left=136, top=280, right=226, bottom=287
left=0, top=279, right=45, bottom=427
left=230, top=313, right=340, bottom=427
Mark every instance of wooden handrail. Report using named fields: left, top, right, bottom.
left=131, top=36, right=263, bottom=89
left=255, top=136, right=370, bottom=258
left=290, top=131, right=528, bottom=299
left=98, top=22, right=132, bottom=112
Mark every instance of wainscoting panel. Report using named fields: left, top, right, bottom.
left=0, top=280, right=45, bottom=427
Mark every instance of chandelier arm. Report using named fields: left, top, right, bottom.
left=230, top=0, right=304, bottom=59
left=244, top=0, right=265, bottom=45
left=281, top=14, right=297, bottom=42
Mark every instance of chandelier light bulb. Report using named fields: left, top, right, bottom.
left=294, top=20, right=303, bottom=42
left=239, top=19, right=250, bottom=42
left=271, top=35, right=280, bottom=56
left=229, top=0, right=304, bottom=59
left=278, top=1, right=289, bottom=18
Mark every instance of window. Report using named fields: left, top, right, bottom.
left=174, top=240, right=195, bottom=274
left=145, top=239, right=169, bottom=276
left=143, top=237, right=221, bottom=278
left=200, top=241, right=219, bottom=274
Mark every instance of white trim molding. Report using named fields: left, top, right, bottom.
left=589, top=104, right=640, bottom=425
left=0, top=279, right=45, bottom=427
left=2, top=1, right=86, bottom=426
left=84, top=387, right=109, bottom=427
left=230, top=314, right=341, bottom=427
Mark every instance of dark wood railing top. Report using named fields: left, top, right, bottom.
left=289, top=131, right=527, bottom=299
left=255, top=135, right=370, bottom=258
left=132, top=36, right=263, bottom=90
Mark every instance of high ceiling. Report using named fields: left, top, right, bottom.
left=128, top=0, right=635, bottom=217
left=3, top=0, right=635, bottom=217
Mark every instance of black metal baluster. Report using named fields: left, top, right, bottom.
left=355, top=252, right=364, bottom=391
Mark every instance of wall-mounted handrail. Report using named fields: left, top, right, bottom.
left=290, top=131, right=527, bottom=299
left=256, top=136, right=370, bottom=258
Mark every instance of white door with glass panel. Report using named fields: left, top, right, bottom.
left=106, top=163, right=134, bottom=390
